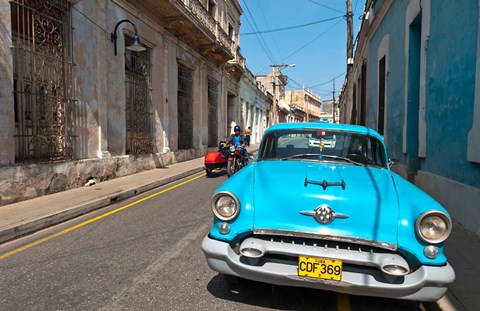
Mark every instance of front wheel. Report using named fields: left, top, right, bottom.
left=237, top=158, right=244, bottom=170
left=227, top=160, right=235, bottom=177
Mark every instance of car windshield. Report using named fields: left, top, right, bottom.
left=258, top=129, right=387, bottom=168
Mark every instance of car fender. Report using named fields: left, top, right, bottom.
left=392, top=172, right=450, bottom=265
left=209, top=163, right=256, bottom=242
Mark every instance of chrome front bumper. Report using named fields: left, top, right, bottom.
left=201, top=235, right=455, bottom=302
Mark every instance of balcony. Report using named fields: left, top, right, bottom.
left=135, top=0, right=240, bottom=65
left=225, top=46, right=245, bottom=80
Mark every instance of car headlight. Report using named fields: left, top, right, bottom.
left=212, top=191, right=240, bottom=221
left=416, top=211, right=452, bottom=244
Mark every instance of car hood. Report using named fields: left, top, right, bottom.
left=252, top=160, right=399, bottom=248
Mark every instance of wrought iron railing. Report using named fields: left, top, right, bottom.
left=11, top=0, right=76, bottom=162
left=125, top=36, right=153, bottom=155
left=179, top=0, right=236, bottom=57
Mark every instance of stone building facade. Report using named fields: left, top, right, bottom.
left=255, top=69, right=290, bottom=125
left=238, top=68, right=271, bottom=145
left=284, top=88, right=322, bottom=123
left=0, top=0, right=244, bottom=205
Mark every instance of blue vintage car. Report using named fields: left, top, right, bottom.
left=202, top=122, right=455, bottom=302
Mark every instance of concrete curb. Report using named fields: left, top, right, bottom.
left=0, top=166, right=204, bottom=244
left=423, top=292, right=468, bottom=311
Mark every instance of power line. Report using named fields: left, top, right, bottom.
left=254, top=0, right=283, bottom=58
left=242, top=16, right=276, bottom=64
left=279, top=19, right=343, bottom=62
left=242, top=15, right=343, bottom=35
left=72, top=6, right=109, bottom=35
left=308, top=71, right=346, bottom=89
left=354, top=0, right=360, bottom=12
left=241, top=0, right=278, bottom=63
left=307, top=0, right=344, bottom=14
left=287, top=77, right=304, bottom=89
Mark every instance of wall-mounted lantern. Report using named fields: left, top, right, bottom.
left=111, top=19, right=146, bottom=56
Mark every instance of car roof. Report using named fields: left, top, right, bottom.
left=264, top=122, right=385, bottom=142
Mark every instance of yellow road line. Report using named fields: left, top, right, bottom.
left=336, top=293, right=352, bottom=311
left=0, top=172, right=206, bottom=260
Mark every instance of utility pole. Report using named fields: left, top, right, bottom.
left=346, top=0, right=354, bottom=124
left=332, top=77, right=336, bottom=123
left=305, top=92, right=309, bottom=122
left=270, top=64, right=295, bottom=125
left=271, top=77, right=277, bottom=124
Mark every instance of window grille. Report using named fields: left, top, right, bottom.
left=11, top=0, right=76, bottom=162
left=177, top=64, right=193, bottom=149
left=207, top=79, right=219, bottom=147
left=124, top=36, right=152, bottom=155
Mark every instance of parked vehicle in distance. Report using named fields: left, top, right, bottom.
left=308, top=132, right=336, bottom=148
left=202, top=122, right=455, bottom=302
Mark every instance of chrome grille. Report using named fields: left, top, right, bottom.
left=245, top=234, right=419, bottom=272
left=255, top=234, right=392, bottom=255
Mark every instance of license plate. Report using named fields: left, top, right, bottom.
left=298, top=256, right=342, bottom=281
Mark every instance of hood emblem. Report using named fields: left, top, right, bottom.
left=300, top=204, right=349, bottom=224
left=304, top=178, right=346, bottom=190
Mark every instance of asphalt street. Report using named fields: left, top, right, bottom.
left=0, top=171, right=439, bottom=310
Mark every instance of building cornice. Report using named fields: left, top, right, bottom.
left=367, top=0, right=393, bottom=37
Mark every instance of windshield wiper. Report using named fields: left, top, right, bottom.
left=281, top=154, right=363, bottom=166
left=321, top=155, right=363, bottom=166
left=281, top=153, right=319, bottom=160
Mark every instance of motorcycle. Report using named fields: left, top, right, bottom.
left=226, top=144, right=247, bottom=177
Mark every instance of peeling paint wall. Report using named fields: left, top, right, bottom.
left=239, top=70, right=270, bottom=145
left=0, top=1, right=14, bottom=165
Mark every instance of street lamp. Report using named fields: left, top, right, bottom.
left=270, top=64, right=296, bottom=70
left=270, top=64, right=295, bottom=124
left=111, top=19, right=146, bottom=56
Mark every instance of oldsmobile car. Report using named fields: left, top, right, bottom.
left=202, top=122, right=455, bottom=301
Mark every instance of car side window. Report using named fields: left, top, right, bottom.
left=371, top=138, right=386, bottom=167
left=260, top=134, right=276, bottom=159
left=365, top=137, right=386, bottom=167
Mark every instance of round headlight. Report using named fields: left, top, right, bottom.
left=212, top=192, right=240, bottom=221
left=416, top=211, right=452, bottom=244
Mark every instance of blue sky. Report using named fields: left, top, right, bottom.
left=239, top=0, right=365, bottom=100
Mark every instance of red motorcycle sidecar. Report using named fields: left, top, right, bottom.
left=204, top=141, right=228, bottom=175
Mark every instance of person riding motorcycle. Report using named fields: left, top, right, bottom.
left=227, top=125, right=247, bottom=164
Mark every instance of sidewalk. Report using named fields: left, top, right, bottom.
left=0, top=156, right=206, bottom=244
left=433, top=221, right=480, bottom=311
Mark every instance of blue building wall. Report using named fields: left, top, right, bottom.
left=365, top=0, right=480, bottom=189
left=425, top=0, right=479, bottom=187
left=366, top=0, right=408, bottom=163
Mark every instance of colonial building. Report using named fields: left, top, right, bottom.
left=0, top=0, right=244, bottom=205
left=284, top=88, right=322, bottom=123
left=255, top=67, right=291, bottom=124
left=319, top=99, right=336, bottom=123
left=238, top=68, right=271, bottom=145
left=342, top=0, right=480, bottom=236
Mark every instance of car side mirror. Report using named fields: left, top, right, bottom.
left=388, top=159, right=397, bottom=167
